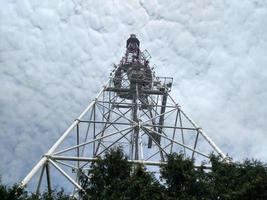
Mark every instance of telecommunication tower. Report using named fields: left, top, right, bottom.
left=20, top=34, right=226, bottom=197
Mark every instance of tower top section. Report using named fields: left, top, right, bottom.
left=109, top=34, right=173, bottom=100
left=126, top=34, right=140, bottom=51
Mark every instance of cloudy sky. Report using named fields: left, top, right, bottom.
left=0, top=0, right=267, bottom=189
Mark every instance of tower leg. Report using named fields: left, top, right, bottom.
left=45, top=162, right=52, bottom=196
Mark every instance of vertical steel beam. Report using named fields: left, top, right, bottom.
left=170, top=109, right=179, bottom=153
left=45, top=162, right=52, bottom=196
left=147, top=106, right=158, bottom=148
left=133, top=84, right=140, bottom=160
left=36, top=164, right=45, bottom=194
left=157, top=91, right=168, bottom=143
left=178, top=109, right=186, bottom=155
left=191, top=131, right=199, bottom=159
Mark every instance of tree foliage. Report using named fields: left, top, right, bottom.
left=208, top=155, right=267, bottom=200
left=84, top=147, right=164, bottom=200
left=1, top=149, right=267, bottom=199
left=84, top=148, right=131, bottom=199
left=160, top=153, right=210, bottom=200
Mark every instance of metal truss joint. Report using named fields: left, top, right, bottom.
left=43, top=154, right=52, bottom=159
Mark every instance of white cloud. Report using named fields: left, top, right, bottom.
left=0, top=0, right=267, bottom=189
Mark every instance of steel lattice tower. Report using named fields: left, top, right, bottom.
left=20, top=34, right=226, bottom=197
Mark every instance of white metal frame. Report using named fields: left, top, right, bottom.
left=20, top=74, right=227, bottom=198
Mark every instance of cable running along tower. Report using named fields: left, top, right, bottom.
left=20, top=34, right=226, bottom=196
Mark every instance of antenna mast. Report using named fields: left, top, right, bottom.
left=20, top=34, right=226, bottom=198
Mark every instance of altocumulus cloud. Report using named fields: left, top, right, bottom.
left=0, top=0, right=267, bottom=188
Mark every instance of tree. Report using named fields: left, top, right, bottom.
left=209, top=155, right=267, bottom=200
left=160, top=153, right=210, bottom=200
left=124, top=164, right=165, bottom=200
left=84, top=147, right=165, bottom=200
left=0, top=178, right=70, bottom=200
left=0, top=181, right=28, bottom=200
left=1, top=150, right=267, bottom=200
left=84, top=147, right=131, bottom=199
